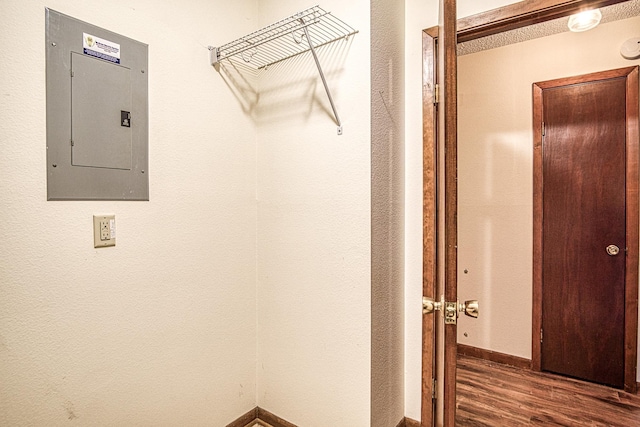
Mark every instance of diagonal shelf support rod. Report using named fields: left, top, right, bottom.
left=300, top=19, right=342, bottom=135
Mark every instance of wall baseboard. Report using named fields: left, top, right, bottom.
left=229, top=409, right=420, bottom=427
left=395, top=417, right=421, bottom=427
left=226, top=407, right=297, bottom=427
left=458, top=343, right=532, bottom=370
left=256, top=407, right=297, bottom=427
left=226, top=407, right=258, bottom=427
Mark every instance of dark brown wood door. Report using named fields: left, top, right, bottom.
left=437, top=0, right=458, bottom=426
left=540, top=76, right=627, bottom=388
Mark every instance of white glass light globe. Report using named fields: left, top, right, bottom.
left=568, top=9, right=602, bottom=32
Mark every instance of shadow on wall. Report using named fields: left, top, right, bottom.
left=219, top=60, right=260, bottom=119
left=215, top=36, right=356, bottom=127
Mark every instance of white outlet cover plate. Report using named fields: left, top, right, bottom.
left=93, top=214, right=116, bottom=247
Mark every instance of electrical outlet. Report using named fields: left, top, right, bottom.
left=100, top=219, right=110, bottom=240
left=93, top=215, right=116, bottom=248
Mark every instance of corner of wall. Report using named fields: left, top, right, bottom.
left=370, top=0, right=406, bottom=425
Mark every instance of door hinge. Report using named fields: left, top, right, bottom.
left=432, top=378, right=437, bottom=400
left=434, top=84, right=440, bottom=105
left=540, top=328, right=543, bottom=343
left=542, top=122, right=545, bottom=137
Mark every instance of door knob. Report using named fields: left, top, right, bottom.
left=606, top=245, right=620, bottom=256
left=422, top=297, right=442, bottom=315
left=459, top=300, right=479, bottom=318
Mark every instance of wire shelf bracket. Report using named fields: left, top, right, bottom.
left=208, top=5, right=358, bottom=135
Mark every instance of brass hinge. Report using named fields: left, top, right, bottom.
left=542, top=122, right=545, bottom=137
left=434, top=84, right=440, bottom=105
left=432, top=378, right=437, bottom=400
left=540, top=328, right=543, bottom=343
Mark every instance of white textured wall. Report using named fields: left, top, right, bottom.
left=255, top=0, right=371, bottom=425
left=0, top=1, right=258, bottom=425
left=457, top=15, right=640, bottom=361
left=371, top=0, right=405, bottom=426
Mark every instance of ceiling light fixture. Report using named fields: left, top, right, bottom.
left=568, top=9, right=602, bottom=32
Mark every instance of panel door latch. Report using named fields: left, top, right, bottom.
left=422, top=296, right=479, bottom=324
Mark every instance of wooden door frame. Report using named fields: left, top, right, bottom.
left=421, top=0, right=636, bottom=425
left=421, top=28, right=437, bottom=427
left=532, top=66, right=640, bottom=393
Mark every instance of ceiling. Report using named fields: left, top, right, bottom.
left=458, top=0, right=640, bottom=55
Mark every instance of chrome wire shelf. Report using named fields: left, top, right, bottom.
left=209, top=5, right=357, bottom=70
left=209, top=5, right=357, bottom=135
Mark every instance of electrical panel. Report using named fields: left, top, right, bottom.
left=45, top=9, right=148, bottom=200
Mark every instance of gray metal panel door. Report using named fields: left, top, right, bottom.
left=71, top=52, right=132, bottom=170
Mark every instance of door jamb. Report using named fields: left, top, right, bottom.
left=421, top=29, right=437, bottom=427
left=532, top=67, right=639, bottom=393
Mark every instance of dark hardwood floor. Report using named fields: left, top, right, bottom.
left=456, top=354, right=640, bottom=426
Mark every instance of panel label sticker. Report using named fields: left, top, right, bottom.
left=83, top=33, right=120, bottom=64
